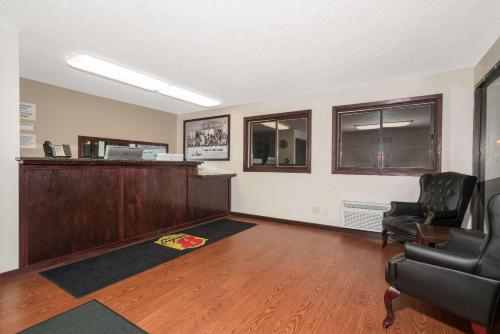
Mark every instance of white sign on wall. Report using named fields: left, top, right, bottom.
left=20, top=122, right=34, bottom=131
left=20, top=133, right=37, bottom=148
left=19, top=102, right=36, bottom=121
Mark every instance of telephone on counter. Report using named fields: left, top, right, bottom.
left=43, top=141, right=72, bottom=158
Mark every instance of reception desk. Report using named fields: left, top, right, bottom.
left=18, top=158, right=235, bottom=267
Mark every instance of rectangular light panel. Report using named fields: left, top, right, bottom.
left=66, top=54, right=221, bottom=107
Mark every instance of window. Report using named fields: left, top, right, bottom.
left=244, top=110, right=311, bottom=173
left=332, top=94, right=442, bottom=175
left=78, top=135, right=168, bottom=158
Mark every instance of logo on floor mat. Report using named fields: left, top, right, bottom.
left=155, top=233, right=208, bottom=250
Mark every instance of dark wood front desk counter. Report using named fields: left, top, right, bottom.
left=18, top=158, right=235, bottom=268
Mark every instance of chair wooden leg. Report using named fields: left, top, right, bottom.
left=382, top=286, right=400, bottom=328
left=382, top=228, right=388, bottom=248
left=471, top=322, right=488, bottom=334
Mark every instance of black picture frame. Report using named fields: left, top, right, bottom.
left=183, top=114, right=231, bottom=161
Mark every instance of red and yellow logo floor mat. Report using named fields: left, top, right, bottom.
left=155, top=233, right=208, bottom=250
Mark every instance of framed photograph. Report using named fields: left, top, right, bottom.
left=183, top=114, right=230, bottom=161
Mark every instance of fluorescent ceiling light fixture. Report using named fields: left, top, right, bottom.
left=66, top=54, right=221, bottom=107
left=261, top=123, right=290, bottom=130
left=355, top=120, right=413, bottom=130
left=66, top=54, right=165, bottom=91
left=158, top=86, right=220, bottom=107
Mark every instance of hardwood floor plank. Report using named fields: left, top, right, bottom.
left=0, top=216, right=495, bottom=333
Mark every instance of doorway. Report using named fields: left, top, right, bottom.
left=472, top=62, right=500, bottom=230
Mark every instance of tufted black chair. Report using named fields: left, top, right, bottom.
left=382, top=194, right=500, bottom=334
left=381, top=172, right=477, bottom=247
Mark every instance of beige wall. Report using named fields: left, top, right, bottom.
left=177, top=68, right=474, bottom=226
left=20, top=78, right=178, bottom=157
left=475, top=36, right=500, bottom=84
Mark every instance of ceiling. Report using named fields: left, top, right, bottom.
left=0, top=1, right=499, bottom=114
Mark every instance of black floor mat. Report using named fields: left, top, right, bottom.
left=19, top=300, right=147, bottom=334
left=41, top=219, right=255, bottom=297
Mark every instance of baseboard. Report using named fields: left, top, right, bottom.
left=0, top=213, right=231, bottom=282
left=230, top=211, right=380, bottom=239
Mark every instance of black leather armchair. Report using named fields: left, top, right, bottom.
left=382, top=194, right=500, bottom=334
left=382, top=172, right=477, bottom=247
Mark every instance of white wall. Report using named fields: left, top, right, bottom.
left=0, top=23, right=19, bottom=272
left=475, top=36, right=500, bottom=84
left=177, top=68, right=474, bottom=226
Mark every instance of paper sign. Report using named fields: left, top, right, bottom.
left=20, top=102, right=36, bottom=121
left=20, top=122, right=34, bottom=131
left=98, top=141, right=105, bottom=157
left=20, top=134, right=37, bottom=148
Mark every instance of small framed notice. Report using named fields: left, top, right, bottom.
left=20, top=102, right=36, bottom=121
left=20, top=122, right=34, bottom=131
left=20, top=133, right=37, bottom=148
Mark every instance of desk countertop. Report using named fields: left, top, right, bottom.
left=17, top=158, right=237, bottom=178
left=17, top=157, right=201, bottom=166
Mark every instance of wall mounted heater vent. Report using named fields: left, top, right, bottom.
left=341, top=201, right=391, bottom=232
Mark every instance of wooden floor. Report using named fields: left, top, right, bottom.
left=0, top=215, right=494, bottom=333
